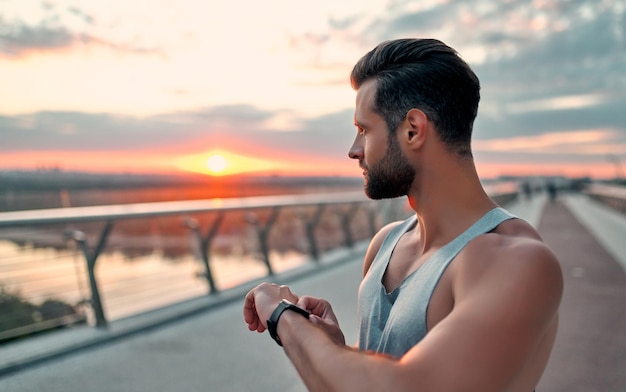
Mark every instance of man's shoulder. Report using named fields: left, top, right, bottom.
left=466, top=218, right=556, bottom=266
left=455, top=217, right=563, bottom=297
left=482, top=217, right=550, bottom=257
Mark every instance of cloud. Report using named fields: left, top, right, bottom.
left=0, top=107, right=264, bottom=152
left=0, top=105, right=356, bottom=162
left=67, top=7, right=95, bottom=25
left=474, top=5, right=626, bottom=96
left=0, top=21, right=74, bottom=56
left=503, top=94, right=611, bottom=114
left=473, top=129, right=626, bottom=155
left=474, top=95, right=626, bottom=138
left=371, top=4, right=451, bottom=39
left=0, top=6, right=162, bottom=58
left=328, top=14, right=361, bottom=30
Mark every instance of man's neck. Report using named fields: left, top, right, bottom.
left=406, top=159, right=496, bottom=253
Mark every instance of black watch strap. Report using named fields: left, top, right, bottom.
left=267, top=299, right=310, bottom=346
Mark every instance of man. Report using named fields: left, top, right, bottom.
left=243, top=38, right=563, bottom=391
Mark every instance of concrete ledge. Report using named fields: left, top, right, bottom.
left=563, top=193, right=626, bottom=272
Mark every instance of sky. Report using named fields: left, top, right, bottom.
left=1, top=0, right=625, bottom=179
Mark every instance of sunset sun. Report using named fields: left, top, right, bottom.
left=176, top=149, right=281, bottom=176
left=206, top=154, right=227, bottom=173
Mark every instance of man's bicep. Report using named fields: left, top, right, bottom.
left=399, top=249, right=562, bottom=390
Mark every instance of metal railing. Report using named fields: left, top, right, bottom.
left=0, top=192, right=402, bottom=334
left=0, top=186, right=519, bottom=339
left=583, top=183, right=626, bottom=214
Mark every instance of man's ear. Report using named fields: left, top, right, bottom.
left=401, top=108, right=429, bottom=149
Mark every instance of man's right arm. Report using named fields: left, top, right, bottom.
left=275, top=238, right=562, bottom=392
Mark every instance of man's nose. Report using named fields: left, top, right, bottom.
left=348, top=135, right=363, bottom=160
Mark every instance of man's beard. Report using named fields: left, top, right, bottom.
left=363, top=137, right=415, bottom=200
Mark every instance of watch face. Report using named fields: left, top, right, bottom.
left=267, top=301, right=310, bottom=346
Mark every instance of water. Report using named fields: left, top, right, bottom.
left=0, top=238, right=310, bottom=325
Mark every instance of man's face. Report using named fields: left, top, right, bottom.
left=349, top=80, right=415, bottom=200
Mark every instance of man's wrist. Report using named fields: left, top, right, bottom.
left=267, top=299, right=310, bottom=346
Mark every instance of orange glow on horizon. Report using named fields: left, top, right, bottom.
left=0, top=150, right=179, bottom=174
left=1, top=149, right=621, bottom=180
left=1, top=149, right=356, bottom=177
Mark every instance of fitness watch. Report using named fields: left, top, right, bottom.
left=267, top=299, right=310, bottom=346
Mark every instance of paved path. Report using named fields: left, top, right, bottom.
left=1, top=192, right=625, bottom=392
left=536, top=197, right=626, bottom=392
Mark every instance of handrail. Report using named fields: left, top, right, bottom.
left=583, top=183, right=626, bottom=214
left=0, top=184, right=521, bottom=227
left=584, top=183, right=626, bottom=199
left=0, top=191, right=370, bottom=228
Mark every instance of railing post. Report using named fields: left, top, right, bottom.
left=367, top=203, right=378, bottom=237
left=339, top=203, right=360, bottom=249
left=184, top=214, right=223, bottom=294
left=66, top=221, right=113, bottom=328
left=380, top=198, right=407, bottom=224
left=246, top=207, right=281, bottom=275
left=298, top=204, right=325, bottom=261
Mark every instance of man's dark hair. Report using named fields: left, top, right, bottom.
left=350, top=38, right=480, bottom=157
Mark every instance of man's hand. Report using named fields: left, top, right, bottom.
left=298, top=296, right=345, bottom=346
left=243, top=283, right=299, bottom=333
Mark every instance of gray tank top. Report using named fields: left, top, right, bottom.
left=357, top=207, right=517, bottom=358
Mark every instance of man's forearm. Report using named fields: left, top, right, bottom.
left=277, top=311, right=400, bottom=391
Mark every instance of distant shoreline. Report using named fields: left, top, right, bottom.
left=0, top=171, right=366, bottom=212
left=0, top=170, right=364, bottom=191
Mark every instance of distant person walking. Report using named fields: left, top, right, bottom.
left=522, top=181, right=532, bottom=200
left=547, top=181, right=558, bottom=203
left=244, top=38, right=563, bottom=391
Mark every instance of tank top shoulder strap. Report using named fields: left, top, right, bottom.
left=418, top=207, right=517, bottom=283
left=367, top=215, right=418, bottom=279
